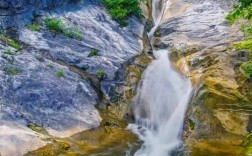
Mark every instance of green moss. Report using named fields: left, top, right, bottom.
left=88, top=49, right=99, bottom=57
left=104, top=0, right=142, bottom=26
left=27, top=123, right=49, bottom=135
left=56, top=70, right=64, bottom=78
left=241, top=61, right=252, bottom=78
left=24, top=141, right=70, bottom=156
left=234, top=40, right=252, bottom=51
left=3, top=66, right=21, bottom=75
left=0, top=35, right=22, bottom=51
left=44, top=18, right=83, bottom=40
left=28, top=23, right=40, bottom=31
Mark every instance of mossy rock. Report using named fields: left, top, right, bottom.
left=27, top=123, right=49, bottom=135
left=126, top=65, right=142, bottom=86
left=134, top=55, right=152, bottom=68
left=25, top=141, right=70, bottom=156
left=186, top=75, right=250, bottom=139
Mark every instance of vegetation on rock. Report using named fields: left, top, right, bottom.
left=0, top=35, right=22, bottom=51
left=4, top=49, right=14, bottom=55
left=28, top=23, right=40, bottom=31
left=44, top=18, right=83, bottom=40
left=3, top=66, right=21, bottom=75
left=241, top=61, right=252, bottom=78
left=103, top=0, right=142, bottom=26
left=96, top=69, right=105, bottom=79
left=226, top=0, right=252, bottom=24
left=88, top=49, right=99, bottom=57
left=56, top=70, right=64, bottom=78
left=227, top=0, right=252, bottom=79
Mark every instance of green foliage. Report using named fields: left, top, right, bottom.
left=3, top=66, right=21, bottom=75
left=56, top=70, right=64, bottom=78
left=28, top=23, right=40, bottom=31
left=241, top=24, right=252, bottom=38
left=44, top=18, right=64, bottom=33
left=104, top=0, right=142, bottom=26
left=0, top=35, right=22, bottom=51
left=226, top=0, right=252, bottom=24
left=64, top=28, right=83, bottom=40
left=241, top=61, right=252, bottom=78
left=4, top=49, right=13, bottom=55
left=234, top=40, right=252, bottom=50
left=97, top=69, right=105, bottom=78
left=88, top=49, right=99, bottom=57
left=228, top=1, right=252, bottom=56
left=44, top=18, right=83, bottom=40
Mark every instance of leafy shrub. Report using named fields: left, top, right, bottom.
left=44, top=18, right=83, bottom=40
left=28, top=23, right=40, bottom=31
left=104, top=0, right=142, bottom=26
left=226, top=0, right=252, bottom=24
left=56, top=70, right=64, bottom=78
left=44, top=18, right=64, bottom=33
left=228, top=1, right=252, bottom=53
left=241, top=61, right=252, bottom=78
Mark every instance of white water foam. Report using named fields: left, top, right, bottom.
left=128, top=0, right=192, bottom=156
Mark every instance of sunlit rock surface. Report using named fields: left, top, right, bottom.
left=156, top=0, right=251, bottom=154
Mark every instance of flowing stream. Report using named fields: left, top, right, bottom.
left=128, top=0, right=193, bottom=155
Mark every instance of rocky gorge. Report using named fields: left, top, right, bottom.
left=0, top=0, right=252, bottom=155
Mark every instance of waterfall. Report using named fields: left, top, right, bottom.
left=128, top=0, right=193, bottom=156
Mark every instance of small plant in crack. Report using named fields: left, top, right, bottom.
left=3, top=66, right=21, bottom=75
left=96, top=69, right=106, bottom=80
left=4, top=49, right=14, bottom=55
left=28, top=22, right=40, bottom=31
left=88, top=49, right=99, bottom=57
left=56, top=70, right=64, bottom=78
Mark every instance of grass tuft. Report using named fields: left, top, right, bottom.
left=44, top=18, right=83, bottom=40
left=56, top=70, right=64, bottom=78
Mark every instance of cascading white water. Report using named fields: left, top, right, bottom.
left=128, top=0, right=193, bottom=156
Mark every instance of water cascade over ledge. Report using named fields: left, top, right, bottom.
left=128, top=0, right=193, bottom=155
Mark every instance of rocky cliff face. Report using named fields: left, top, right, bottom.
left=155, top=0, right=252, bottom=154
left=0, top=0, right=97, bottom=29
left=0, top=0, right=144, bottom=155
